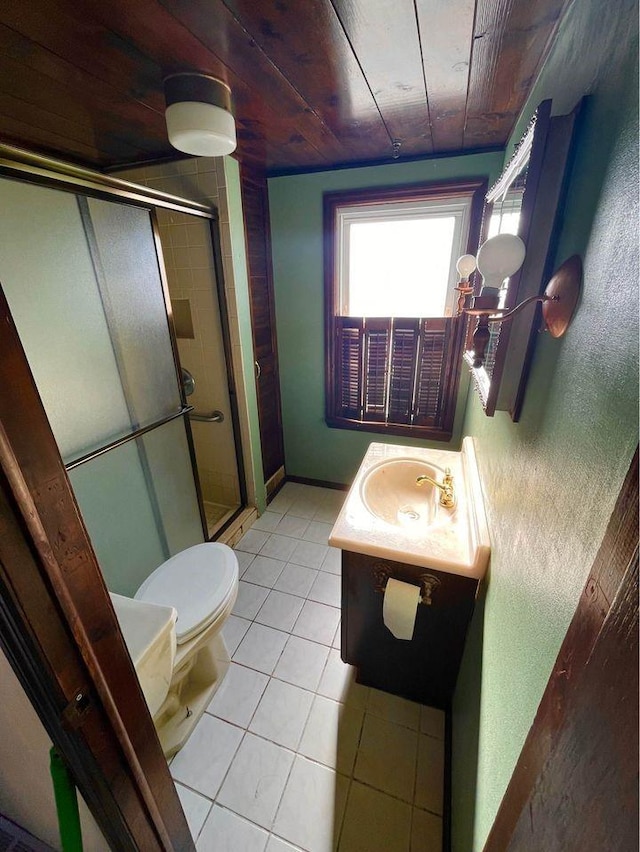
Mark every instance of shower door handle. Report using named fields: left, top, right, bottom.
left=189, top=410, right=225, bottom=423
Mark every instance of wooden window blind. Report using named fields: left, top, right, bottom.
left=329, top=315, right=465, bottom=439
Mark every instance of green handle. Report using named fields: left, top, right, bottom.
left=49, top=748, right=83, bottom=852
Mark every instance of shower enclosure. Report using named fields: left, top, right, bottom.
left=0, top=154, right=246, bottom=596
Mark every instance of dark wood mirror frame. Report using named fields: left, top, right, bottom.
left=467, top=98, right=582, bottom=419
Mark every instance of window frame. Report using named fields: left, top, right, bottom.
left=323, top=179, right=487, bottom=440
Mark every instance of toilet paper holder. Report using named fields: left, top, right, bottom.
left=372, top=563, right=441, bottom=605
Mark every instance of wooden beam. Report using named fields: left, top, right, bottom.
left=324, top=0, right=433, bottom=156
left=416, top=0, right=475, bottom=151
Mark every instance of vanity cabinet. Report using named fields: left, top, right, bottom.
left=341, top=550, right=479, bottom=708
left=330, top=440, right=489, bottom=707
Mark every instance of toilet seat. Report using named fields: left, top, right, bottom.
left=135, top=543, right=238, bottom=645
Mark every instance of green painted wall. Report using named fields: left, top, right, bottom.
left=268, top=153, right=503, bottom=484
left=452, top=1, right=639, bottom=848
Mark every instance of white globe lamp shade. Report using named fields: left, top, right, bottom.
left=166, top=101, right=236, bottom=156
left=456, top=253, right=477, bottom=280
left=476, top=233, right=526, bottom=293
left=164, top=74, right=237, bottom=158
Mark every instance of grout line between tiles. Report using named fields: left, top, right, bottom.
left=269, top=745, right=300, bottom=837
left=173, top=777, right=215, bottom=805
left=189, top=794, right=213, bottom=845
left=334, top=776, right=352, bottom=852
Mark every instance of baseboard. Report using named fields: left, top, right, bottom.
left=286, top=474, right=349, bottom=491
left=265, top=466, right=285, bottom=498
left=216, top=506, right=258, bottom=548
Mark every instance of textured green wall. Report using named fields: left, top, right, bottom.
left=452, top=1, right=639, bottom=848
left=268, top=153, right=503, bottom=484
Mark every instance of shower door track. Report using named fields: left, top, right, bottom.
left=0, top=142, right=213, bottom=219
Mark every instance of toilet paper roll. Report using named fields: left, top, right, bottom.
left=383, top=578, right=421, bottom=640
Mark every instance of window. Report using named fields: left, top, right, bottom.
left=338, top=198, right=471, bottom=318
left=324, top=180, right=486, bottom=439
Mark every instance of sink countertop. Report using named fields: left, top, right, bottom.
left=329, top=437, right=490, bottom=579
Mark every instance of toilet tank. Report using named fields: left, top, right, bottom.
left=109, top=593, right=177, bottom=718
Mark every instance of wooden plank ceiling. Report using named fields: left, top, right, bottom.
left=0, top=0, right=569, bottom=175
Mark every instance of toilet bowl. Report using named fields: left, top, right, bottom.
left=112, top=542, right=238, bottom=758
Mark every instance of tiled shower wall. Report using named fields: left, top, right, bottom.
left=115, top=157, right=251, bottom=510
left=158, top=208, right=239, bottom=508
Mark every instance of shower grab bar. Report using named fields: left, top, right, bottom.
left=189, top=410, right=225, bottom=423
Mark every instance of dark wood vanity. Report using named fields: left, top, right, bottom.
left=341, top=549, right=479, bottom=708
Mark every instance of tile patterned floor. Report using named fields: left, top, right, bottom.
left=171, top=483, right=445, bottom=852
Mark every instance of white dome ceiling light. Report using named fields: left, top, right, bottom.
left=164, top=73, right=237, bottom=158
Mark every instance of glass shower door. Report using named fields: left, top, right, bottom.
left=0, top=175, right=205, bottom=595
left=155, top=210, right=244, bottom=538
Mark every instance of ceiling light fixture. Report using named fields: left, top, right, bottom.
left=164, top=73, right=236, bottom=157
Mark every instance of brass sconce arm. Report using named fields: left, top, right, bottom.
left=465, top=293, right=557, bottom=322
left=463, top=255, right=582, bottom=369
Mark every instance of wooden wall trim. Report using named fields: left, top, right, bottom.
left=0, top=284, right=193, bottom=850
left=240, top=164, right=285, bottom=481
left=483, top=448, right=638, bottom=850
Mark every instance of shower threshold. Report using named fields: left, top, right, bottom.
left=203, top=500, right=239, bottom=539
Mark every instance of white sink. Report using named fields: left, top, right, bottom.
left=110, top=592, right=177, bottom=717
left=360, top=458, right=441, bottom=527
left=329, top=437, right=490, bottom=579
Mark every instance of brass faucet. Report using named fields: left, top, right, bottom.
left=416, top=467, right=456, bottom=508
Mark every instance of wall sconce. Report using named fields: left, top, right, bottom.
left=455, top=253, right=478, bottom=314
left=164, top=73, right=237, bottom=157
left=458, top=233, right=582, bottom=368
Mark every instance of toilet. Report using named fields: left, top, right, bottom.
left=111, top=542, right=239, bottom=758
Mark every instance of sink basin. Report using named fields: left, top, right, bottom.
left=329, top=437, right=490, bottom=579
left=360, top=458, right=441, bottom=526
